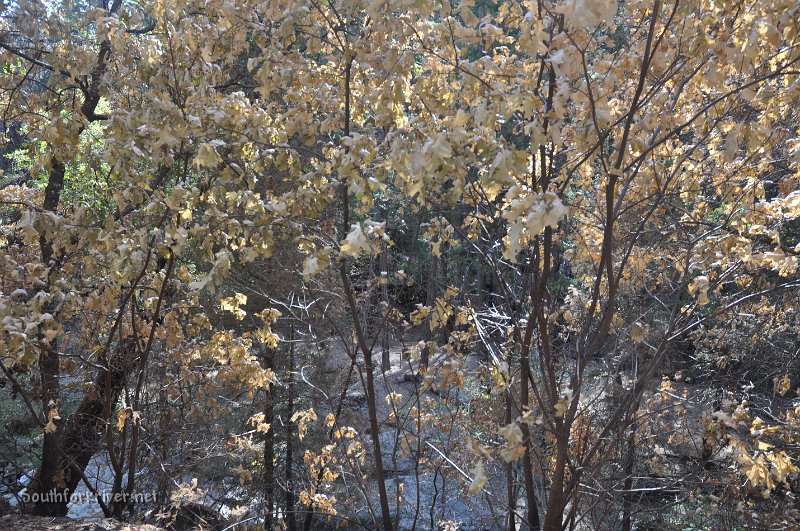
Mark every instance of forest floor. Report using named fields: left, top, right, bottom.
left=0, top=514, right=162, bottom=530
left=3, top=337, right=793, bottom=529
left=312, top=338, right=753, bottom=530
left=309, top=338, right=499, bottom=528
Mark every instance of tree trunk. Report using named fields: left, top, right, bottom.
left=505, top=395, right=517, bottom=531
left=422, top=252, right=437, bottom=369
left=264, top=345, right=275, bottom=529
left=285, top=327, right=297, bottom=531
left=620, top=424, right=637, bottom=531
left=33, top=346, right=64, bottom=516
left=338, top=55, right=392, bottom=531
left=621, top=351, right=641, bottom=531
left=380, top=242, right=390, bottom=372
left=520, top=358, right=541, bottom=530
left=439, top=253, right=450, bottom=344
left=542, top=427, right=569, bottom=531
left=32, top=157, right=66, bottom=517
left=32, top=355, right=129, bottom=516
left=30, top=23, right=115, bottom=506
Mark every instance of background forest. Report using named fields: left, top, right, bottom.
left=1, top=0, right=800, bottom=529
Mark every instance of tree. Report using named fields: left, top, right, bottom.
left=1, top=0, right=799, bottom=528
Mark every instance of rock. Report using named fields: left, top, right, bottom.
left=381, top=457, right=416, bottom=477
left=344, top=389, right=366, bottom=406
left=387, top=474, right=490, bottom=530
left=401, top=372, right=421, bottom=383
left=320, top=358, right=343, bottom=374
left=377, top=433, right=417, bottom=477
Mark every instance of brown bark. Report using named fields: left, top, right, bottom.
left=285, top=328, right=297, bottom=531
left=337, top=52, right=392, bottom=530
left=505, top=395, right=516, bottom=531
left=519, top=335, right=541, bottom=530
left=380, top=242, right=390, bottom=372
left=339, top=264, right=393, bottom=530
left=32, top=156, right=67, bottom=516
left=422, top=251, right=437, bottom=369
left=27, top=0, right=122, bottom=514
left=32, top=347, right=130, bottom=516
left=542, top=425, right=569, bottom=531
left=264, top=345, right=275, bottom=528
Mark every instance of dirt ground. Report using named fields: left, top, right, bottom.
left=0, top=514, right=163, bottom=531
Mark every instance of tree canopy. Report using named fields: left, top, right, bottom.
left=1, top=0, right=799, bottom=529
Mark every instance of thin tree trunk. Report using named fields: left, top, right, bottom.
left=422, top=252, right=437, bottom=369
left=338, top=53, right=392, bottom=531
left=506, top=395, right=517, bottom=531
left=123, top=252, right=175, bottom=513
left=108, top=382, right=128, bottom=518
left=542, top=427, right=569, bottom=531
left=519, top=359, right=541, bottom=530
left=285, top=327, right=297, bottom=531
left=621, top=351, right=641, bottom=531
left=439, top=253, right=450, bottom=344
left=340, top=266, right=393, bottom=530
left=380, top=241, right=390, bottom=372
left=264, top=345, right=275, bottom=529
left=620, top=424, right=637, bottom=531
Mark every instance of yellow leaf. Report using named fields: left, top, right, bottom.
left=773, top=374, right=791, bottom=396
left=385, top=392, right=403, bottom=405
left=194, top=142, right=223, bottom=168
left=460, top=5, right=480, bottom=27
left=630, top=322, right=645, bottom=344
left=44, top=406, right=61, bottom=433
left=554, top=398, right=569, bottom=418
left=232, top=464, right=253, bottom=486
left=291, top=408, right=318, bottom=440
left=430, top=299, right=453, bottom=331
left=768, top=451, right=799, bottom=484
left=220, top=293, right=247, bottom=320
left=499, top=422, right=523, bottom=444
left=341, top=224, right=371, bottom=256
left=467, top=461, right=488, bottom=495
left=248, top=412, right=271, bottom=433
left=116, top=409, right=128, bottom=431
left=302, top=255, right=320, bottom=279
left=688, top=276, right=710, bottom=306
